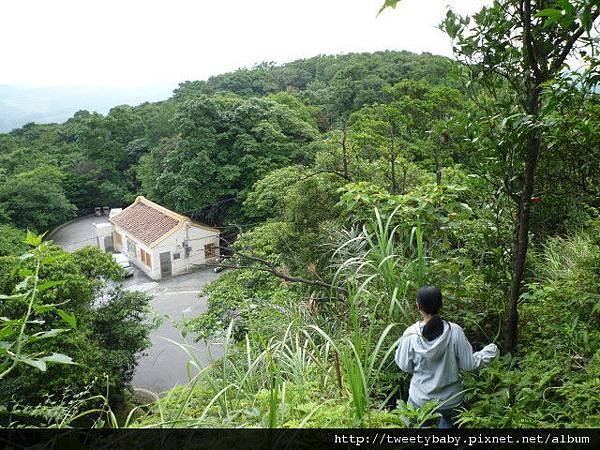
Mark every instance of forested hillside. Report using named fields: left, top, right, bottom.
left=0, top=50, right=460, bottom=237
left=1, top=0, right=599, bottom=429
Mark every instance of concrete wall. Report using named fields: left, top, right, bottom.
left=150, top=223, right=219, bottom=278
left=113, top=224, right=155, bottom=279
left=46, top=214, right=95, bottom=242
left=94, top=223, right=114, bottom=252
left=113, top=222, right=219, bottom=280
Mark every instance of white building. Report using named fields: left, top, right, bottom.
left=104, top=196, right=220, bottom=279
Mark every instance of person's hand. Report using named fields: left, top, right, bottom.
left=484, top=343, right=499, bottom=356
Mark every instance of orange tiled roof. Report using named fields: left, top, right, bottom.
left=111, top=196, right=219, bottom=246
left=110, top=198, right=181, bottom=246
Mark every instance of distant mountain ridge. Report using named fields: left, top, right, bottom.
left=0, top=51, right=455, bottom=133
left=0, top=84, right=175, bottom=132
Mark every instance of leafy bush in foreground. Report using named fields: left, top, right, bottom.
left=0, top=242, right=155, bottom=424
left=459, top=225, right=600, bottom=427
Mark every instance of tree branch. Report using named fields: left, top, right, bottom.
left=215, top=225, right=348, bottom=295
left=550, top=9, right=600, bottom=73
left=521, top=0, right=544, bottom=82
left=213, top=257, right=348, bottom=295
left=297, top=169, right=353, bottom=182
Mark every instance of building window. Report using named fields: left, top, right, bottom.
left=114, top=232, right=122, bottom=248
left=126, top=238, right=137, bottom=258
left=140, top=249, right=152, bottom=267
left=204, top=243, right=217, bottom=259
left=173, top=253, right=180, bottom=260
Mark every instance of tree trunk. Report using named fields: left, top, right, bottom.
left=341, top=124, right=349, bottom=180
left=389, top=125, right=398, bottom=194
left=434, top=140, right=442, bottom=185
left=504, top=84, right=540, bottom=353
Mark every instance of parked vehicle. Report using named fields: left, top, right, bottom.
left=212, top=256, right=225, bottom=273
left=113, top=253, right=134, bottom=277
left=109, top=208, right=123, bottom=219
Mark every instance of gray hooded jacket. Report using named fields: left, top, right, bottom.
left=395, top=321, right=498, bottom=409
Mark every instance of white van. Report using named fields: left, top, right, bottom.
left=112, top=253, right=134, bottom=277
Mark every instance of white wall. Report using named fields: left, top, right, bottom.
left=113, top=222, right=219, bottom=280
left=151, top=223, right=219, bottom=278
left=94, top=223, right=113, bottom=252
left=113, top=224, right=155, bottom=279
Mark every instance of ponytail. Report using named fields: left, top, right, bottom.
left=416, top=286, right=445, bottom=341
left=422, top=313, right=444, bottom=341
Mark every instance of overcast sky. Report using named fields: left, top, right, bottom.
left=2, top=0, right=485, bottom=87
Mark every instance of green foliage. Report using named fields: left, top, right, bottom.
left=284, top=173, right=343, bottom=232
left=5, top=383, right=123, bottom=428
left=0, top=234, right=75, bottom=383
left=0, top=50, right=460, bottom=233
left=137, top=210, right=449, bottom=428
left=242, top=166, right=303, bottom=223
left=0, top=224, right=27, bottom=256
left=174, top=51, right=457, bottom=123
left=143, top=95, right=319, bottom=223
left=338, top=175, right=497, bottom=256
left=188, top=221, right=301, bottom=341
left=69, top=246, right=126, bottom=281
left=438, top=0, right=599, bottom=354
left=266, top=92, right=318, bottom=128
left=0, top=242, right=154, bottom=419
left=242, top=164, right=344, bottom=229
left=459, top=227, right=600, bottom=427
left=533, top=92, right=600, bottom=234
left=134, top=322, right=439, bottom=428
left=0, top=165, right=76, bottom=232
left=378, top=0, right=402, bottom=15
left=1, top=36, right=599, bottom=430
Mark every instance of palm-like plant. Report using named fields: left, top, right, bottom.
left=333, top=206, right=426, bottom=322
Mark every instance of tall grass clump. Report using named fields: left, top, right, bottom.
left=333, top=206, right=426, bottom=322
left=131, top=207, right=435, bottom=428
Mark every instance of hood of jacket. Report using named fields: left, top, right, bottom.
left=412, top=321, right=451, bottom=362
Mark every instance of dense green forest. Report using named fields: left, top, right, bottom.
left=1, top=0, right=599, bottom=429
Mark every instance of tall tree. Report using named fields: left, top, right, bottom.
left=141, top=95, right=319, bottom=224
left=0, top=165, right=76, bottom=232
left=382, top=0, right=599, bottom=352
left=347, top=80, right=463, bottom=194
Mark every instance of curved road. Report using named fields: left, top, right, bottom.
left=50, top=216, right=223, bottom=396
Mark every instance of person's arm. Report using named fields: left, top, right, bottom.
left=395, top=330, right=415, bottom=374
left=454, top=326, right=498, bottom=371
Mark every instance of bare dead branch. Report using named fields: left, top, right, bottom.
left=296, top=169, right=353, bottom=182
left=217, top=223, right=348, bottom=295
left=211, top=261, right=348, bottom=295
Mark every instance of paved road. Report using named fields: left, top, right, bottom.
left=126, top=271, right=224, bottom=396
left=50, top=215, right=105, bottom=251
left=50, top=216, right=223, bottom=396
